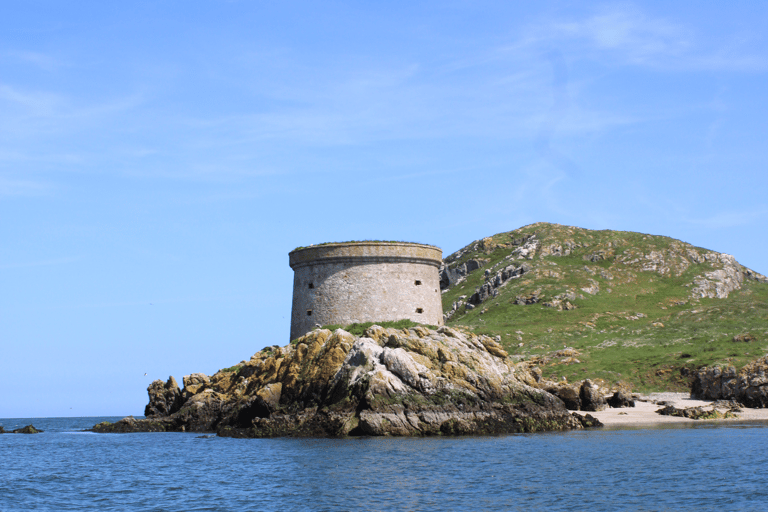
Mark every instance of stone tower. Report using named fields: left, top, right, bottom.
left=289, top=241, right=443, bottom=340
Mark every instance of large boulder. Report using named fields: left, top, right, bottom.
left=607, top=390, right=635, bottom=408
left=579, top=380, right=607, bottom=412
left=691, top=356, right=768, bottom=407
left=544, top=384, right=581, bottom=410
left=98, top=326, right=585, bottom=437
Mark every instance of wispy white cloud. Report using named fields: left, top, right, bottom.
left=550, top=7, right=691, bottom=64
left=520, top=4, right=766, bottom=71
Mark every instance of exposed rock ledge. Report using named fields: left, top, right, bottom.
left=690, top=355, right=768, bottom=407
left=94, top=325, right=589, bottom=437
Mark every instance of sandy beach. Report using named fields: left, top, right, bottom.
left=584, top=393, right=768, bottom=428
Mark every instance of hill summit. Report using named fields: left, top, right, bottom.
left=439, top=222, right=768, bottom=392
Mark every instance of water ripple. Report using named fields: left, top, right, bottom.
left=2, top=418, right=768, bottom=510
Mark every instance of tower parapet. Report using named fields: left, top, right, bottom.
left=289, top=242, right=443, bottom=340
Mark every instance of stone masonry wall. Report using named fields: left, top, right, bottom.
left=289, top=243, right=443, bottom=340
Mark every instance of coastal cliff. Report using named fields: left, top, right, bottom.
left=94, top=325, right=586, bottom=436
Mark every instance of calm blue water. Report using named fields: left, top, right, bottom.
left=2, top=417, right=768, bottom=511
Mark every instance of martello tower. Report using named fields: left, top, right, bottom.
left=288, top=242, right=443, bottom=340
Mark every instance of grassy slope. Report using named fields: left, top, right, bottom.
left=441, top=223, right=768, bottom=393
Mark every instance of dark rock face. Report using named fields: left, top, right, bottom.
left=607, top=391, right=635, bottom=408
left=439, top=259, right=487, bottom=290
left=468, top=264, right=530, bottom=306
left=12, top=425, right=42, bottom=434
left=690, top=356, right=768, bottom=407
left=572, top=413, right=603, bottom=428
left=545, top=384, right=581, bottom=410
left=145, top=376, right=183, bottom=417
left=579, top=380, right=607, bottom=412
left=96, top=326, right=584, bottom=437
left=0, top=426, right=5, bottom=434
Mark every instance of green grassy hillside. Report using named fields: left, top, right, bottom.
left=440, top=223, right=768, bottom=392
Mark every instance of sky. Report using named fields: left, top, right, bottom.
left=2, top=1, right=767, bottom=418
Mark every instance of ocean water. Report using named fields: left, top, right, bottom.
left=2, top=417, right=768, bottom=511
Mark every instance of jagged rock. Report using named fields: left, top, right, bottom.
left=93, top=416, right=174, bottom=433
left=656, top=405, right=736, bottom=420
left=12, top=425, right=42, bottom=434
left=545, top=384, right=581, bottom=410
left=145, top=376, right=183, bottom=417
left=0, top=426, right=5, bottom=433
left=607, top=390, right=635, bottom=408
left=572, top=412, right=603, bottom=428
left=467, top=263, right=529, bottom=306
left=691, top=356, right=768, bottom=407
left=439, top=258, right=488, bottom=290
left=97, top=326, right=583, bottom=437
left=579, top=380, right=607, bottom=412
left=182, top=373, right=210, bottom=399
left=688, top=252, right=766, bottom=299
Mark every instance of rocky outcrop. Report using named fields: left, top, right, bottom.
left=688, top=253, right=767, bottom=299
left=444, top=263, right=530, bottom=319
left=543, top=383, right=581, bottom=410
left=439, top=259, right=487, bottom=290
left=607, top=390, right=635, bottom=408
left=540, top=378, right=633, bottom=411
left=93, top=416, right=174, bottom=433
left=144, top=376, right=183, bottom=417
left=98, top=325, right=585, bottom=437
left=571, top=413, right=603, bottom=428
left=579, top=380, right=607, bottom=412
left=656, top=405, right=737, bottom=420
left=690, top=356, right=768, bottom=407
left=11, top=425, right=42, bottom=434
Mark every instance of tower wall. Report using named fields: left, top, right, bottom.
left=289, top=242, right=443, bottom=340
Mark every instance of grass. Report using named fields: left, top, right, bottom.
left=319, top=319, right=439, bottom=337
left=441, top=222, right=768, bottom=393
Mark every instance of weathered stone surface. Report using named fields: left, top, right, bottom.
left=145, top=376, right=183, bottom=417
left=92, top=416, right=174, bottom=433
left=0, top=426, right=5, bottom=434
left=572, top=412, right=603, bottom=428
left=690, top=356, right=768, bottom=407
left=544, top=384, right=581, bottom=410
left=289, top=242, right=444, bottom=340
left=12, top=425, right=42, bottom=434
left=97, top=326, right=584, bottom=437
left=607, top=390, right=635, bottom=408
left=656, top=405, right=736, bottom=420
left=579, top=379, right=607, bottom=412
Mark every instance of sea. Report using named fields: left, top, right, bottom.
left=2, top=417, right=768, bottom=511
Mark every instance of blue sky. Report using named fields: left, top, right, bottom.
left=2, top=1, right=767, bottom=417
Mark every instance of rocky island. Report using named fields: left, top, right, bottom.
left=94, top=324, right=597, bottom=436
left=94, top=223, right=768, bottom=435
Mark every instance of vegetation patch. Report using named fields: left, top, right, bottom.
left=321, top=319, right=438, bottom=336
left=441, top=223, right=768, bottom=393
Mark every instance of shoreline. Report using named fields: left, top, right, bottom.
left=582, top=392, right=768, bottom=428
